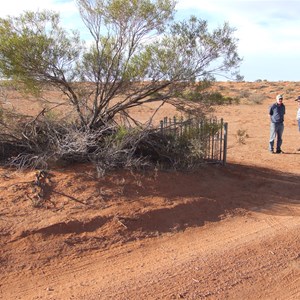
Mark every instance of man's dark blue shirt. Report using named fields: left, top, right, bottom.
left=269, top=103, right=285, bottom=124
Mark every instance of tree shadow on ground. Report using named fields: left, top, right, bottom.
left=110, top=163, right=300, bottom=235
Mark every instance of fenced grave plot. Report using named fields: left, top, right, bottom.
left=159, top=116, right=228, bottom=165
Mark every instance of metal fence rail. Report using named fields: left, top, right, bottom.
left=159, top=116, right=228, bottom=165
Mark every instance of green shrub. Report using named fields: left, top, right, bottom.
left=236, top=129, right=249, bottom=144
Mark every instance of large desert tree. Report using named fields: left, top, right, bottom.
left=0, top=0, right=242, bottom=129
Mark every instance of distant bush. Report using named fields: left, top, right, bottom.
left=188, top=91, right=239, bottom=106
left=237, top=91, right=265, bottom=105
left=254, top=79, right=268, bottom=82
left=203, top=92, right=239, bottom=105
left=285, top=88, right=294, bottom=94
left=238, top=90, right=250, bottom=99
left=248, top=93, right=265, bottom=104
left=257, top=85, right=268, bottom=89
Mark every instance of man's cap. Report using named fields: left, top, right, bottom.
left=295, top=96, right=300, bottom=101
left=276, top=94, right=283, bottom=101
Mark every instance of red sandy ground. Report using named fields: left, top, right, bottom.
left=0, top=82, right=299, bottom=299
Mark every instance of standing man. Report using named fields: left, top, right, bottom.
left=296, top=96, right=300, bottom=151
left=269, top=94, right=285, bottom=154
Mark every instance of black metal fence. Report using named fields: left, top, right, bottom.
left=159, top=116, right=228, bottom=165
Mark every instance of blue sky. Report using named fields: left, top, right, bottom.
left=1, top=0, right=300, bottom=82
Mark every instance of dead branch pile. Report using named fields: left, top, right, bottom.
left=0, top=109, right=210, bottom=173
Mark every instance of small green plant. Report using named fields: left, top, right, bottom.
left=236, top=129, right=249, bottom=144
left=44, top=108, right=60, bottom=122
left=114, top=126, right=129, bottom=142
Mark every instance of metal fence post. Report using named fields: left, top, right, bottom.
left=223, top=122, right=228, bottom=165
left=219, top=118, right=224, bottom=162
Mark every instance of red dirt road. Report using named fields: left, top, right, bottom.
left=0, top=85, right=299, bottom=299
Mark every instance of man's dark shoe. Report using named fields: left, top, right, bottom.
left=276, top=149, right=283, bottom=153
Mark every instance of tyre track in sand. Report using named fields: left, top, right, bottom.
left=1, top=211, right=299, bottom=300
